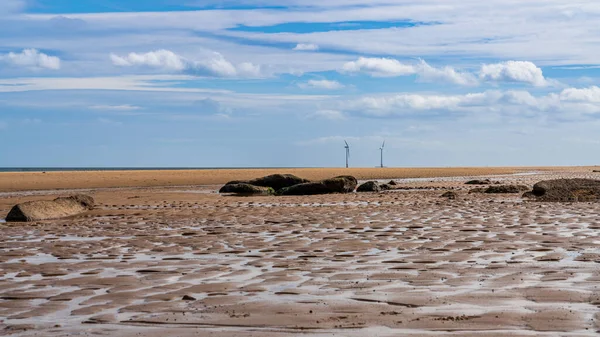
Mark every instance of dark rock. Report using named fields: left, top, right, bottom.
left=485, top=185, right=530, bottom=194
left=388, top=180, right=398, bottom=186
left=357, top=181, right=381, bottom=192
left=469, top=187, right=487, bottom=194
left=279, top=176, right=357, bottom=196
left=530, top=179, right=600, bottom=202
left=465, top=179, right=492, bottom=185
left=220, top=174, right=309, bottom=193
left=182, top=295, right=196, bottom=301
left=441, top=191, right=458, bottom=199
left=5, top=194, right=95, bottom=222
left=218, top=183, right=275, bottom=196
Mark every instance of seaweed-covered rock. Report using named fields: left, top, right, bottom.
left=218, top=183, right=275, bottom=196
left=529, top=179, right=600, bottom=202
left=485, top=185, right=530, bottom=194
left=6, top=194, right=95, bottom=222
left=279, top=176, right=357, bottom=196
left=220, top=174, right=309, bottom=193
left=465, top=179, right=492, bottom=185
left=357, top=181, right=381, bottom=192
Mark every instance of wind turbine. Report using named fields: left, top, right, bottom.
left=379, top=140, right=385, bottom=168
left=344, top=140, right=350, bottom=168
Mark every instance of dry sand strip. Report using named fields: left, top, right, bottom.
left=0, top=166, right=596, bottom=193
left=1, top=170, right=600, bottom=336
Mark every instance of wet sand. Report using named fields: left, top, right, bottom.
left=1, top=168, right=600, bottom=336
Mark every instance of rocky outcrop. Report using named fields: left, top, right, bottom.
left=220, top=174, right=309, bottom=193
left=5, top=195, right=95, bottom=222
left=279, top=176, right=357, bottom=196
left=465, top=179, right=492, bottom=185
left=485, top=185, right=530, bottom=194
left=357, top=181, right=381, bottom=193
left=218, top=183, right=275, bottom=196
left=528, top=179, right=600, bottom=202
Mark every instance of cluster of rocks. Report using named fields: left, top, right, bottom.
left=5, top=195, right=95, bottom=222
left=219, top=174, right=358, bottom=196
left=524, top=179, right=600, bottom=202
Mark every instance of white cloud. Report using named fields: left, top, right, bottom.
left=309, top=109, right=345, bottom=120
left=299, top=79, right=345, bottom=90
left=342, top=57, right=416, bottom=77
left=89, top=104, right=142, bottom=111
left=110, top=50, right=186, bottom=71
left=111, top=50, right=262, bottom=78
left=559, top=86, right=600, bottom=103
left=479, top=61, right=550, bottom=87
left=293, top=43, right=319, bottom=51
left=0, top=49, right=61, bottom=70
left=417, top=60, right=478, bottom=86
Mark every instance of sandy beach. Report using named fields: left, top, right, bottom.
left=1, top=167, right=600, bottom=336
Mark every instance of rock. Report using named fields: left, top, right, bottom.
left=530, top=179, right=600, bottom=202
left=5, top=194, right=95, bottom=222
left=469, top=187, right=487, bottom=194
left=485, top=185, right=530, bottom=194
left=357, top=181, right=381, bottom=192
left=218, top=183, right=275, bottom=196
left=465, top=179, right=492, bottom=185
left=220, top=174, right=309, bottom=193
left=379, top=184, right=393, bottom=191
left=182, top=295, right=196, bottom=301
left=279, top=176, right=357, bottom=196
left=441, top=191, right=458, bottom=199
left=388, top=180, right=398, bottom=186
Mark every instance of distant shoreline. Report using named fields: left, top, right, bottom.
left=0, top=166, right=592, bottom=193
left=0, top=167, right=314, bottom=173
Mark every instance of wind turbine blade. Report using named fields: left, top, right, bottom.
left=382, top=140, right=386, bottom=148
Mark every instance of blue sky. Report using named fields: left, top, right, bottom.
left=2, top=0, right=600, bottom=167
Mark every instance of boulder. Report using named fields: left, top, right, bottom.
left=218, top=183, right=275, bottom=196
left=465, top=179, right=492, bottom=185
left=529, top=179, right=600, bottom=202
left=357, top=181, right=381, bottom=193
left=485, top=185, right=530, bottom=194
left=220, top=174, right=309, bottom=193
left=388, top=180, right=398, bottom=186
left=441, top=191, right=458, bottom=199
left=5, top=194, right=95, bottom=222
left=469, top=187, right=487, bottom=194
left=279, top=176, right=357, bottom=196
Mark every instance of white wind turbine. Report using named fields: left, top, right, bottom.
left=344, top=140, right=350, bottom=168
left=379, top=140, right=385, bottom=168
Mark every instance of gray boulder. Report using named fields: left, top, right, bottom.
left=6, top=194, right=95, bottom=222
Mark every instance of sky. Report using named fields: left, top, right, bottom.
left=2, top=0, right=600, bottom=168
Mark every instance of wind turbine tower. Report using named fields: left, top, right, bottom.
left=344, top=140, right=350, bottom=168
left=379, top=140, right=385, bottom=168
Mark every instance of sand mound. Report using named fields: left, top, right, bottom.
left=279, top=176, right=357, bottom=195
left=530, top=179, right=600, bottom=202
left=5, top=194, right=95, bottom=222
